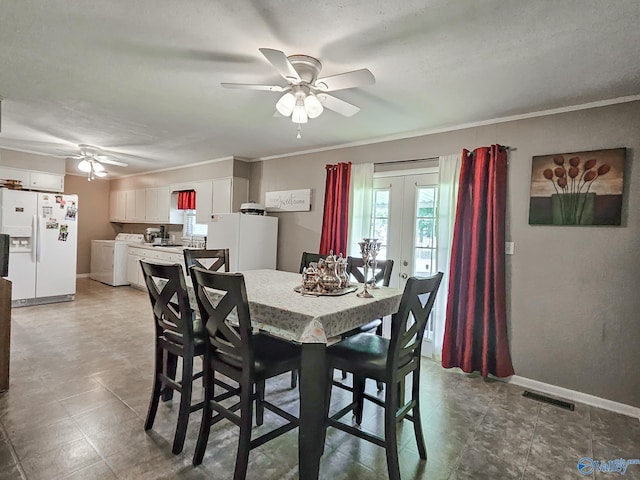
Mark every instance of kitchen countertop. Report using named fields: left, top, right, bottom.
left=130, top=243, right=198, bottom=254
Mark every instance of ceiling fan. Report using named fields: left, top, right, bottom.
left=65, top=144, right=129, bottom=181
left=222, top=48, right=375, bottom=136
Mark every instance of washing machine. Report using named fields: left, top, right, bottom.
left=90, top=233, right=144, bottom=286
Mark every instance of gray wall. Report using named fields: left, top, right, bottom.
left=249, top=100, right=640, bottom=408
left=110, top=157, right=239, bottom=190
left=0, top=149, right=65, bottom=174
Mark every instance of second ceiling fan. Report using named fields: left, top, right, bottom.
left=222, top=48, right=375, bottom=128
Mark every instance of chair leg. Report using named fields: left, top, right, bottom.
left=375, top=322, right=384, bottom=391
left=290, top=370, right=297, bottom=389
left=193, top=364, right=213, bottom=466
left=353, top=375, right=365, bottom=425
left=384, top=379, right=401, bottom=480
left=411, top=369, right=427, bottom=459
left=144, top=344, right=163, bottom=431
left=233, top=383, right=253, bottom=480
left=172, top=354, right=193, bottom=454
left=322, top=366, right=334, bottom=455
left=255, top=380, right=265, bottom=426
left=163, top=351, right=178, bottom=401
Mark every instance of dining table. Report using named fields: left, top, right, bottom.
left=187, top=268, right=404, bottom=480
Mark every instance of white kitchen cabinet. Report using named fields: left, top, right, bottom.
left=212, top=177, right=249, bottom=214
left=0, top=167, right=30, bottom=185
left=145, top=186, right=171, bottom=223
left=194, top=181, right=213, bottom=224
left=109, top=190, right=127, bottom=222
left=127, top=248, right=146, bottom=287
left=127, top=246, right=185, bottom=289
left=0, top=167, right=64, bottom=192
left=29, top=171, right=65, bottom=192
left=124, top=189, right=146, bottom=222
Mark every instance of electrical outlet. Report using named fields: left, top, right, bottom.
left=505, top=242, right=515, bottom=255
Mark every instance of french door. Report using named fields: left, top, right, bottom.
left=371, top=171, right=439, bottom=357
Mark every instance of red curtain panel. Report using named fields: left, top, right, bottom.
left=442, top=145, right=515, bottom=377
left=177, top=190, right=196, bottom=210
left=319, top=162, right=351, bottom=256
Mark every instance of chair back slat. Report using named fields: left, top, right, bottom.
left=388, top=273, right=443, bottom=372
left=299, top=252, right=326, bottom=273
left=183, top=248, right=230, bottom=275
left=190, top=267, right=253, bottom=371
left=346, top=257, right=394, bottom=286
left=140, top=260, right=194, bottom=349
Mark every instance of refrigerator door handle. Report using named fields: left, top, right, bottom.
left=34, top=214, right=41, bottom=263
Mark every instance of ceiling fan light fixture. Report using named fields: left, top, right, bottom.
left=304, top=93, right=323, bottom=119
left=92, top=161, right=105, bottom=172
left=276, top=92, right=296, bottom=116
left=78, top=159, right=92, bottom=172
left=292, top=104, right=308, bottom=124
left=94, top=171, right=107, bottom=177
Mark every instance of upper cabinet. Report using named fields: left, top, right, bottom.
left=109, top=176, right=250, bottom=224
left=194, top=181, right=213, bottom=224
left=109, top=190, right=126, bottom=222
left=0, top=167, right=64, bottom=192
left=145, top=186, right=171, bottom=223
left=28, top=171, right=65, bottom=192
left=124, top=189, right=145, bottom=222
left=212, top=177, right=249, bottom=215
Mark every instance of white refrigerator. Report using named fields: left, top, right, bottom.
left=0, top=189, right=78, bottom=306
left=208, top=213, right=278, bottom=271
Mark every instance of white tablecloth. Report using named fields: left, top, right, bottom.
left=188, top=269, right=403, bottom=343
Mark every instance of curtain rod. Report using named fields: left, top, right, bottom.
left=376, top=146, right=516, bottom=166
left=374, top=157, right=438, bottom=166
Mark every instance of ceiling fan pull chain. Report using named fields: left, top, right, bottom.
left=296, top=124, right=302, bottom=139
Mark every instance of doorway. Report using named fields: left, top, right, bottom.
left=371, top=170, right=439, bottom=357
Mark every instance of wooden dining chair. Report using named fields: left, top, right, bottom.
left=299, top=251, right=326, bottom=273
left=325, top=273, right=443, bottom=480
left=140, top=260, right=205, bottom=454
left=190, top=267, right=300, bottom=479
left=344, top=256, right=395, bottom=337
left=183, top=248, right=230, bottom=275
left=336, top=257, right=395, bottom=390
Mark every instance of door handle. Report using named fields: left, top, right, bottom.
left=401, top=273, right=408, bottom=279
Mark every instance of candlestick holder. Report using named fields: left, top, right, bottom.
left=367, top=239, right=381, bottom=289
left=356, top=240, right=374, bottom=298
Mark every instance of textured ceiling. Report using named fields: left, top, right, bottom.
left=0, top=0, right=639, bottom=177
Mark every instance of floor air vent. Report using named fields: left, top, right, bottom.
left=522, top=391, right=575, bottom=411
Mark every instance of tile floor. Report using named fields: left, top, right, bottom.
left=1, top=278, right=639, bottom=480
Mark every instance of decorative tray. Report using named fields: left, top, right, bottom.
left=294, top=285, right=358, bottom=297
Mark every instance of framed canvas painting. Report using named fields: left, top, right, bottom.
left=529, top=148, right=626, bottom=226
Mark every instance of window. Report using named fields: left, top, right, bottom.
left=371, top=188, right=390, bottom=260
left=182, top=210, right=208, bottom=238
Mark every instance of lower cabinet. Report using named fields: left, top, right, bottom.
left=127, top=247, right=186, bottom=289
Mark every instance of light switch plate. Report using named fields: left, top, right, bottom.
left=505, top=242, right=515, bottom=255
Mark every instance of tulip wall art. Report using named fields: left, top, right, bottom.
left=529, top=148, right=626, bottom=225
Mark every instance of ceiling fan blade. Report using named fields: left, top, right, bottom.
left=221, top=83, right=286, bottom=92
left=317, top=94, right=361, bottom=117
left=315, top=69, right=375, bottom=92
left=259, top=48, right=301, bottom=83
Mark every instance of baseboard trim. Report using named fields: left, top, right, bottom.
left=503, top=375, right=640, bottom=420
left=76, top=273, right=90, bottom=278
